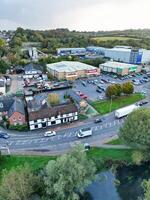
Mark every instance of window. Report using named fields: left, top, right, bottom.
left=13, top=117, right=16, bottom=121
left=35, top=124, right=38, bottom=129
left=51, top=121, right=56, bottom=125
left=18, top=116, right=22, bottom=121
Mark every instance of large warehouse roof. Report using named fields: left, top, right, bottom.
left=100, top=61, right=138, bottom=69
left=47, top=61, right=97, bottom=73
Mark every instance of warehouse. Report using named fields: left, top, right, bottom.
left=100, top=61, right=142, bottom=76
left=47, top=61, right=100, bottom=80
left=57, top=48, right=86, bottom=56
left=105, top=46, right=143, bottom=64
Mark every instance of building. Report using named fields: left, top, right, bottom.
left=47, top=61, right=100, bottom=80
left=141, top=49, right=150, bottom=64
left=57, top=48, right=86, bottom=56
left=86, top=46, right=106, bottom=56
left=0, top=97, right=26, bottom=126
left=0, top=78, right=6, bottom=95
left=28, top=102, right=78, bottom=130
left=100, top=61, right=142, bottom=76
left=23, top=63, right=42, bottom=79
left=104, top=46, right=143, bottom=64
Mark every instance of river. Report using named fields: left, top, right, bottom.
left=85, top=162, right=150, bottom=200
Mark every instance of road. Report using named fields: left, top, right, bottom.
left=1, top=78, right=150, bottom=154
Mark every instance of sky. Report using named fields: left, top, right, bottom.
left=0, top=0, right=150, bottom=31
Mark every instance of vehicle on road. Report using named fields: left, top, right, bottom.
left=115, top=104, right=139, bottom=119
left=84, top=143, right=91, bottom=151
left=0, top=132, right=10, bottom=139
left=94, top=118, right=103, bottom=123
left=138, top=101, right=149, bottom=106
left=77, top=127, right=93, bottom=138
left=44, top=131, right=56, bottom=137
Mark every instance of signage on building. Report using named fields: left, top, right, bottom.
left=86, top=69, right=98, bottom=74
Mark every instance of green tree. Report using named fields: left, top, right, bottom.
left=122, top=81, right=134, bottom=95
left=120, top=108, right=150, bottom=149
left=142, top=179, right=150, bottom=200
left=44, top=145, right=96, bottom=200
left=0, top=59, right=9, bottom=74
left=131, top=150, right=143, bottom=165
left=115, top=83, right=122, bottom=96
left=0, top=165, right=40, bottom=200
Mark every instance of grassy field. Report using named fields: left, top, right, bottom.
left=106, top=138, right=124, bottom=145
left=92, top=93, right=144, bottom=115
left=92, top=36, right=140, bottom=42
left=87, top=148, right=132, bottom=162
left=0, top=147, right=132, bottom=176
left=0, top=155, right=56, bottom=173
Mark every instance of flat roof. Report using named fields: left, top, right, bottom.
left=47, top=61, right=97, bottom=73
left=100, top=61, right=139, bottom=69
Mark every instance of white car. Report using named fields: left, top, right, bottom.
left=44, top=131, right=56, bottom=137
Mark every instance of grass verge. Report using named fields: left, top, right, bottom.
left=106, top=138, right=124, bottom=145
left=92, top=93, right=144, bottom=115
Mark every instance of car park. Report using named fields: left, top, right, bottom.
left=44, top=131, right=56, bottom=137
left=0, top=132, right=10, bottom=139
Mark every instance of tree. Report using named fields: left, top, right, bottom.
left=0, top=59, right=9, bottom=74
left=115, top=83, right=122, bottom=97
left=131, top=151, right=143, bottom=165
left=47, top=93, right=60, bottom=105
left=122, top=81, right=134, bottom=95
left=119, top=108, right=150, bottom=149
left=0, top=165, right=40, bottom=200
left=106, top=84, right=118, bottom=98
left=142, top=179, right=150, bottom=200
left=44, top=145, right=96, bottom=200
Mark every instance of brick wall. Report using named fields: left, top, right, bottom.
left=9, top=112, right=26, bottom=125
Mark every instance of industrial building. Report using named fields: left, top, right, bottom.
left=47, top=61, right=100, bottom=80
left=57, top=48, right=86, bottom=56
left=86, top=46, right=106, bottom=55
left=104, top=46, right=143, bottom=64
left=100, top=61, right=142, bottom=76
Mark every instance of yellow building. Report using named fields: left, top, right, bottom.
left=47, top=61, right=100, bottom=80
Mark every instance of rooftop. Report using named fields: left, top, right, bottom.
left=47, top=61, right=96, bottom=73
left=100, top=61, right=138, bottom=69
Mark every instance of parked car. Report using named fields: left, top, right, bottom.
left=82, top=81, right=86, bottom=86
left=44, top=131, right=56, bottom=137
left=94, top=118, right=103, bottom=123
left=0, top=132, right=10, bottom=139
left=96, top=88, right=102, bottom=93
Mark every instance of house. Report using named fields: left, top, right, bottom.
left=28, top=103, right=78, bottom=130
left=0, top=96, right=26, bottom=126
left=67, top=90, right=88, bottom=109
left=27, top=93, right=78, bottom=130
left=23, top=63, right=42, bottom=79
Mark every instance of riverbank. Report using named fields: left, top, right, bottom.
left=0, top=146, right=133, bottom=175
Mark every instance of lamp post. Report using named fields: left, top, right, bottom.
left=109, top=95, right=113, bottom=113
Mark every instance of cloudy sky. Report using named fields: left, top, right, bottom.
left=0, top=0, right=150, bottom=31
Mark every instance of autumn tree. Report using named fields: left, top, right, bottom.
left=106, top=84, right=122, bottom=98
left=122, top=81, right=134, bottom=95
left=47, top=93, right=60, bottom=105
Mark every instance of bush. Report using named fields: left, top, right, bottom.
left=9, top=124, right=28, bottom=131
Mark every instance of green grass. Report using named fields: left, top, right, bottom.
left=87, top=147, right=132, bottom=162
left=78, top=114, right=88, bottom=120
left=106, top=138, right=124, bottom=145
left=92, top=93, right=144, bottom=115
left=0, top=155, right=56, bottom=173
left=92, top=36, right=140, bottom=42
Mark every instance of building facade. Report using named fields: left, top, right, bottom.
left=100, top=61, right=142, bottom=76
left=57, top=48, right=86, bottom=56
left=28, top=103, right=78, bottom=130
left=47, top=61, right=100, bottom=80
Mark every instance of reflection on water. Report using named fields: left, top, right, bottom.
left=85, top=162, right=150, bottom=200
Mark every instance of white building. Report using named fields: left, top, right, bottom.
left=0, top=78, right=6, bottom=95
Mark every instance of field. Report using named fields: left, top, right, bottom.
left=0, top=147, right=132, bottom=177
left=92, top=36, right=140, bottom=42
left=92, top=93, right=144, bottom=115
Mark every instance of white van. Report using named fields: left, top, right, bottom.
left=77, top=127, right=92, bottom=138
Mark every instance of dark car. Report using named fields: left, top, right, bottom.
left=96, top=88, right=102, bottom=93
left=139, top=101, right=149, bottom=106
left=94, top=118, right=103, bottom=123
left=0, top=132, right=10, bottom=139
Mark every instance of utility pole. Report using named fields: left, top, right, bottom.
left=109, top=95, right=113, bottom=113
